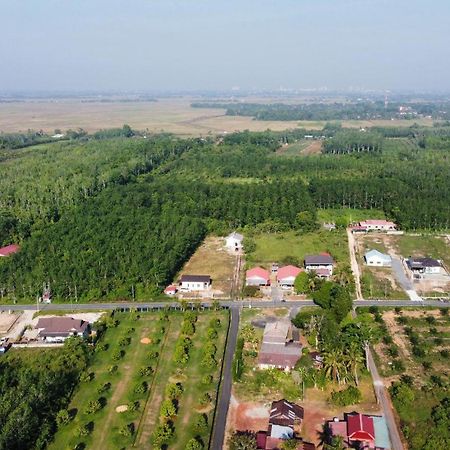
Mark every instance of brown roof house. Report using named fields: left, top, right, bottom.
left=36, top=317, right=90, bottom=343
left=258, top=319, right=302, bottom=371
left=256, top=399, right=314, bottom=450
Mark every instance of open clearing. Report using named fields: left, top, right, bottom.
left=246, top=229, right=349, bottom=268
left=0, top=97, right=436, bottom=136
left=176, top=236, right=238, bottom=296
left=50, top=310, right=228, bottom=450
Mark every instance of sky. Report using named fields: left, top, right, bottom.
left=1, top=0, right=450, bottom=93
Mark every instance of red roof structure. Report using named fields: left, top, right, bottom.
left=164, top=285, right=178, bottom=294
left=277, top=265, right=303, bottom=281
left=246, top=267, right=270, bottom=280
left=347, top=413, right=375, bottom=442
left=0, top=244, right=20, bottom=257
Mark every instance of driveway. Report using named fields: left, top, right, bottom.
left=391, top=258, right=422, bottom=301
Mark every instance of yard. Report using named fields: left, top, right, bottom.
left=355, top=233, right=450, bottom=296
left=175, top=236, right=238, bottom=296
left=227, top=308, right=380, bottom=447
left=49, top=309, right=228, bottom=450
left=359, top=307, right=450, bottom=449
left=245, top=229, right=350, bottom=269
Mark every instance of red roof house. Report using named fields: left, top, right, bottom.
left=277, top=266, right=303, bottom=287
left=0, top=244, right=20, bottom=257
left=246, top=267, right=270, bottom=286
left=164, top=285, right=178, bottom=295
left=347, top=413, right=375, bottom=443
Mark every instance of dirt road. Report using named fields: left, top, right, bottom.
left=347, top=228, right=363, bottom=300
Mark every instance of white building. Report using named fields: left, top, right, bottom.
left=225, top=232, right=244, bottom=252
left=359, top=219, right=397, bottom=231
left=179, top=275, right=211, bottom=292
left=364, top=249, right=392, bottom=267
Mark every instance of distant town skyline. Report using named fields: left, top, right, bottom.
left=2, top=0, right=450, bottom=92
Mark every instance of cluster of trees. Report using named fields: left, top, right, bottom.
left=0, top=338, right=89, bottom=449
left=192, top=101, right=450, bottom=121
left=173, top=313, right=197, bottom=365
left=322, top=130, right=383, bottom=154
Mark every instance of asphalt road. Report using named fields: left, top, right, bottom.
left=1, top=299, right=449, bottom=312
left=210, top=306, right=240, bottom=450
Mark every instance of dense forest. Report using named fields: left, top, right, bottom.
left=0, top=339, right=89, bottom=450
left=0, top=125, right=449, bottom=301
left=191, top=101, right=450, bottom=121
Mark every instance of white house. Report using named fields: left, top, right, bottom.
left=359, top=219, right=397, bottom=231
left=364, top=249, right=392, bottom=267
left=225, top=232, right=244, bottom=251
left=36, top=317, right=90, bottom=343
left=179, top=275, right=211, bottom=292
left=304, top=253, right=335, bottom=278
left=406, top=258, right=442, bottom=277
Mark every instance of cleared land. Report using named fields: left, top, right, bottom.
left=246, top=229, right=350, bottom=268
left=175, top=236, right=238, bottom=296
left=0, top=98, right=436, bottom=136
left=49, top=310, right=228, bottom=450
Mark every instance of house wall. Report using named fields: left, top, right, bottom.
left=246, top=276, right=268, bottom=286
left=305, top=264, right=334, bottom=275
left=180, top=281, right=209, bottom=291
left=225, top=237, right=242, bottom=250
left=366, top=257, right=391, bottom=267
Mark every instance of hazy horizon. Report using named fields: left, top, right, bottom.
left=2, top=0, right=450, bottom=93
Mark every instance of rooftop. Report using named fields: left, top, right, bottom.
left=180, top=275, right=211, bottom=283
left=0, top=244, right=20, bottom=256
left=277, top=265, right=303, bottom=280
left=37, top=317, right=88, bottom=335
left=304, top=254, right=334, bottom=265
left=246, top=267, right=270, bottom=279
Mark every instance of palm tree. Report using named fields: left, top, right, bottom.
left=323, top=348, right=346, bottom=385
left=345, top=341, right=364, bottom=386
left=325, top=435, right=346, bottom=450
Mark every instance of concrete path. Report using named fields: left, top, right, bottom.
left=391, top=257, right=422, bottom=302
left=210, top=306, right=240, bottom=450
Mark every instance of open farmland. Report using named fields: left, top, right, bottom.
left=0, top=97, right=436, bottom=136
left=49, top=310, right=228, bottom=450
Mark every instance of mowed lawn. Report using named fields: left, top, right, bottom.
left=247, top=230, right=350, bottom=268
left=49, top=310, right=229, bottom=450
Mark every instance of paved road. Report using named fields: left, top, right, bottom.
left=367, top=346, right=404, bottom=450
left=1, top=299, right=449, bottom=312
left=210, top=306, right=240, bottom=450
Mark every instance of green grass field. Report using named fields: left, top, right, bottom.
left=246, top=229, right=350, bottom=268
left=49, top=310, right=228, bottom=450
left=317, top=208, right=387, bottom=225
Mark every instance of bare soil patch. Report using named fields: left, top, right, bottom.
left=302, top=140, right=322, bottom=155
left=176, top=236, right=237, bottom=295
left=0, top=312, right=20, bottom=334
left=140, top=337, right=151, bottom=344
left=115, top=405, right=128, bottom=413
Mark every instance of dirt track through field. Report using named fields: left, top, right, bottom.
left=97, top=330, right=147, bottom=449
left=135, top=320, right=181, bottom=449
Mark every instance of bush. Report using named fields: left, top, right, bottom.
left=127, top=401, right=140, bottom=412
left=118, top=423, right=135, bottom=437
left=194, top=413, right=209, bottom=435
left=228, top=431, right=257, bottom=450
left=85, top=400, right=102, bottom=414
left=242, top=285, right=261, bottom=298
left=165, top=383, right=183, bottom=400
left=76, top=422, right=93, bottom=437
left=330, top=386, right=362, bottom=406
left=119, top=337, right=131, bottom=346
left=206, top=327, right=218, bottom=340
left=97, top=382, right=111, bottom=394
left=151, top=423, right=174, bottom=447
left=80, top=372, right=94, bottom=383
left=200, top=392, right=211, bottom=406
left=139, top=366, right=153, bottom=377
left=202, top=374, right=213, bottom=385
left=147, top=350, right=159, bottom=360
left=56, top=409, right=71, bottom=427
left=112, top=350, right=125, bottom=361
left=134, top=382, right=148, bottom=395
left=232, top=338, right=244, bottom=381
left=160, top=399, right=177, bottom=419
left=185, top=438, right=203, bottom=450
left=108, top=365, right=118, bottom=374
